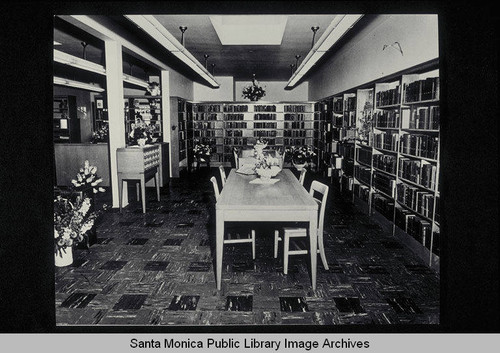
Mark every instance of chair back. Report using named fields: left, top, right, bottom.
left=210, top=176, right=220, bottom=201
left=219, top=165, right=226, bottom=187
left=233, top=148, right=239, bottom=169
left=298, top=168, right=307, bottom=186
left=279, top=150, right=286, bottom=169
left=309, top=180, right=329, bottom=235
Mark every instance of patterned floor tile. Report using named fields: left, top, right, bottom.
left=112, top=294, right=148, bottom=310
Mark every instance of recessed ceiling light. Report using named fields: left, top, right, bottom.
left=210, top=15, right=287, bottom=45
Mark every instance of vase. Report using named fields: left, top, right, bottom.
left=55, top=246, right=73, bottom=267
left=256, top=167, right=273, bottom=181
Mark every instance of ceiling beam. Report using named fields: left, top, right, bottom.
left=286, top=14, right=364, bottom=89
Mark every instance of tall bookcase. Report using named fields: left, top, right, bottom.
left=318, top=63, right=440, bottom=270
left=53, top=95, right=80, bottom=143
left=169, top=97, right=191, bottom=177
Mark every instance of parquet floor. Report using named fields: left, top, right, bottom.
left=55, top=168, right=439, bottom=326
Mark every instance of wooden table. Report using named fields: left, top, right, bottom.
left=215, top=169, right=318, bottom=290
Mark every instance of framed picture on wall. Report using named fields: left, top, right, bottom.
left=96, top=99, right=104, bottom=109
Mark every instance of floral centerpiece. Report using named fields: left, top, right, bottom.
left=285, top=145, right=317, bottom=170
left=254, top=151, right=281, bottom=179
left=242, top=74, right=266, bottom=101
left=129, top=118, right=157, bottom=146
left=71, top=160, right=106, bottom=196
left=253, top=137, right=268, bottom=157
left=193, top=142, right=212, bottom=163
left=54, top=195, right=102, bottom=266
left=91, top=124, right=109, bottom=143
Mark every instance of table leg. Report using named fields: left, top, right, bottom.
left=140, top=175, right=146, bottom=213
left=118, top=176, right=123, bottom=213
left=216, top=209, right=224, bottom=290
left=309, top=209, right=318, bottom=290
left=155, top=169, right=160, bottom=201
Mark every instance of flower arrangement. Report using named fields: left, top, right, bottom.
left=255, top=153, right=280, bottom=170
left=71, top=160, right=105, bottom=195
left=146, top=81, right=161, bottom=96
left=91, top=124, right=109, bottom=143
left=242, top=75, right=266, bottom=101
left=193, top=142, right=212, bottom=162
left=129, top=118, right=157, bottom=146
left=54, top=195, right=99, bottom=257
left=285, top=145, right=317, bottom=165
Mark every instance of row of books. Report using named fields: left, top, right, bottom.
left=224, top=113, right=245, bottom=121
left=354, top=165, right=371, bottom=185
left=373, top=132, right=399, bottom=152
left=343, top=111, right=356, bottom=127
left=284, top=130, right=308, bottom=138
left=284, top=113, right=307, bottom=121
left=254, top=113, right=277, bottom=120
left=338, top=143, right=355, bottom=160
left=372, top=193, right=395, bottom=220
left=254, top=130, right=278, bottom=137
left=398, top=158, right=437, bottom=189
left=194, top=104, right=222, bottom=113
left=403, top=76, right=440, bottom=103
left=333, top=127, right=356, bottom=142
left=376, top=85, right=401, bottom=107
left=284, top=105, right=308, bottom=112
left=374, top=110, right=400, bottom=129
left=223, top=137, right=249, bottom=145
left=395, top=206, right=432, bottom=246
left=254, top=122, right=277, bottom=129
left=254, top=105, right=277, bottom=112
left=353, top=183, right=370, bottom=202
left=193, top=130, right=217, bottom=138
left=225, top=122, right=247, bottom=129
left=333, top=98, right=343, bottom=114
left=396, top=183, right=434, bottom=218
left=225, top=130, right=244, bottom=137
left=401, top=106, right=439, bottom=130
left=284, top=138, right=310, bottom=146
left=356, top=147, right=372, bottom=165
left=372, top=172, right=396, bottom=197
left=223, top=105, right=249, bottom=112
left=193, top=113, right=219, bottom=121
left=399, top=134, right=439, bottom=160
left=284, top=121, right=306, bottom=129
left=373, top=154, right=397, bottom=175
left=345, top=97, right=356, bottom=111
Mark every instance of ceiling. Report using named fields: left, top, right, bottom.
left=53, top=14, right=357, bottom=86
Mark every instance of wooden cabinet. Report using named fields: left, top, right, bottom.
left=54, top=95, right=80, bottom=143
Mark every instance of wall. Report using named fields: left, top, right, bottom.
left=53, top=86, right=93, bottom=142
left=234, top=80, right=309, bottom=102
left=308, top=14, right=439, bottom=100
left=194, top=76, right=234, bottom=101
left=169, top=70, right=194, bottom=100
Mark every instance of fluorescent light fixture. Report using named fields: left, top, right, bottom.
left=125, top=15, right=219, bottom=88
left=286, top=14, right=363, bottom=89
left=210, top=15, right=287, bottom=45
left=53, top=40, right=62, bottom=46
left=54, top=49, right=106, bottom=75
left=123, top=74, right=149, bottom=88
left=54, top=76, right=105, bottom=92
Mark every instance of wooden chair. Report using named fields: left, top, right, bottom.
left=219, top=165, right=227, bottom=187
left=233, top=149, right=240, bottom=169
left=210, top=176, right=255, bottom=259
left=298, top=168, right=307, bottom=186
left=274, top=180, right=329, bottom=274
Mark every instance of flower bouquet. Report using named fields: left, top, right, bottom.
left=254, top=152, right=281, bottom=179
left=242, top=75, right=266, bottom=101
left=285, top=145, right=317, bottom=170
left=129, top=118, right=157, bottom=146
left=71, top=160, right=105, bottom=196
left=253, top=137, right=268, bottom=157
left=91, top=124, right=109, bottom=143
left=193, top=143, right=212, bottom=163
left=54, top=195, right=101, bottom=266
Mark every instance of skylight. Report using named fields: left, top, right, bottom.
left=209, top=15, right=288, bottom=45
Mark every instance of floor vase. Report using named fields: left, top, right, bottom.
left=55, top=246, right=73, bottom=267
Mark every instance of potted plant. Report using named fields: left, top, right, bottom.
left=128, top=117, right=157, bottom=146
left=286, top=145, right=317, bottom=171
left=91, top=124, right=109, bottom=143
left=53, top=195, right=102, bottom=267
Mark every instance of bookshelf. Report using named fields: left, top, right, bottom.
left=93, top=97, right=108, bottom=139
left=54, top=95, right=80, bottom=143
left=316, top=64, right=440, bottom=270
